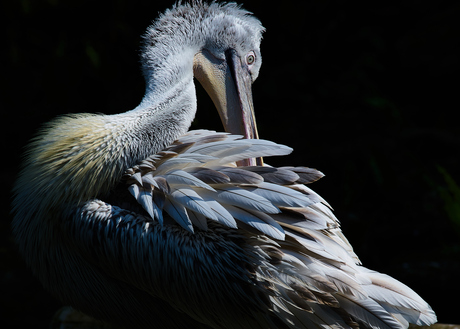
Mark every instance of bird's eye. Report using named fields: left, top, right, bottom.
left=246, top=52, right=255, bottom=65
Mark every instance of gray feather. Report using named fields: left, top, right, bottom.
left=224, top=205, right=285, bottom=240
left=186, top=167, right=231, bottom=184
left=282, top=167, right=325, bottom=184
left=186, top=209, right=208, bottom=231
left=142, top=172, right=159, bottom=189
left=198, top=194, right=238, bottom=228
left=217, top=167, right=264, bottom=184
left=336, top=295, right=404, bottom=329
left=128, top=184, right=140, bottom=200
left=212, top=184, right=280, bottom=214
left=169, top=187, right=217, bottom=221
left=165, top=169, right=215, bottom=191
left=163, top=198, right=194, bottom=233
left=243, top=183, right=314, bottom=208
left=241, top=166, right=300, bottom=185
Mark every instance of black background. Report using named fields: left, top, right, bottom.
left=2, top=0, right=459, bottom=327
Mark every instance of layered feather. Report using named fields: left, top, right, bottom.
left=123, top=130, right=297, bottom=237
left=120, top=129, right=436, bottom=328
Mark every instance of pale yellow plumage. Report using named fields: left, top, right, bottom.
left=15, top=114, right=123, bottom=214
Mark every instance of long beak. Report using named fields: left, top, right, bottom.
left=193, top=49, right=262, bottom=166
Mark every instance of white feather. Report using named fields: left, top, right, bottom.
left=141, top=172, right=160, bottom=189
left=163, top=198, right=194, bottom=233
left=131, top=172, right=143, bottom=185
left=223, top=205, right=285, bottom=240
left=137, top=188, right=155, bottom=220
left=212, top=184, right=280, bottom=214
left=128, top=184, right=140, bottom=200
left=284, top=229, right=338, bottom=262
left=362, top=270, right=437, bottom=325
left=289, top=302, right=350, bottom=328
left=187, top=140, right=251, bottom=157
left=176, top=153, right=217, bottom=162
left=169, top=186, right=217, bottom=221
left=364, top=270, right=432, bottom=308
left=176, top=130, right=239, bottom=144
left=209, top=140, right=293, bottom=166
left=165, top=169, right=216, bottom=191
left=151, top=199, right=163, bottom=225
left=294, top=184, right=330, bottom=208
left=197, top=193, right=237, bottom=228
left=243, top=183, right=314, bottom=208
left=364, top=283, right=426, bottom=312
left=273, top=210, right=328, bottom=231
left=155, top=158, right=201, bottom=174
left=337, top=295, right=404, bottom=329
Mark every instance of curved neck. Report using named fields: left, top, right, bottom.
left=140, top=38, right=199, bottom=103
left=12, top=51, right=199, bottom=223
left=125, top=43, right=200, bottom=161
left=122, top=77, right=197, bottom=164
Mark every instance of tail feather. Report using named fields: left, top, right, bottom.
left=362, top=270, right=437, bottom=326
left=336, top=295, right=404, bottom=329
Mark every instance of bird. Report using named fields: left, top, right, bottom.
left=12, top=1, right=437, bottom=329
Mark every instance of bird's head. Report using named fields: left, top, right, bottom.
left=142, top=1, right=265, bottom=165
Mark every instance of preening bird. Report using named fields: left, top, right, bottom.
left=12, top=2, right=437, bottom=329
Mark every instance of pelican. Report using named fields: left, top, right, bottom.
left=12, top=2, right=436, bottom=328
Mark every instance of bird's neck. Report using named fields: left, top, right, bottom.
left=131, top=45, right=199, bottom=151
left=123, top=76, right=198, bottom=160
left=14, top=39, right=201, bottom=221
left=140, top=46, right=198, bottom=105
left=13, top=70, right=198, bottom=221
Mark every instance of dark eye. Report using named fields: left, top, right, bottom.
left=246, top=52, right=255, bottom=65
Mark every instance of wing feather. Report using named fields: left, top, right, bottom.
left=362, top=271, right=437, bottom=326
left=185, top=167, right=231, bottom=184
left=155, top=158, right=201, bottom=174
left=186, top=210, right=208, bottom=231
left=198, top=194, right=238, bottom=228
left=241, top=166, right=300, bottom=185
left=216, top=167, right=264, bottom=184
left=280, top=166, right=325, bottom=184
left=188, top=140, right=251, bottom=157
left=137, top=188, right=160, bottom=222
left=224, top=205, right=285, bottom=240
left=163, top=198, right=194, bottom=233
left=212, top=184, right=280, bottom=214
left=243, top=183, right=314, bottom=208
left=169, top=187, right=217, bottom=221
left=211, top=140, right=293, bottom=165
left=336, top=295, right=403, bottom=329
left=166, top=169, right=216, bottom=191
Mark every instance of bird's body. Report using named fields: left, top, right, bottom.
left=12, top=2, right=436, bottom=328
